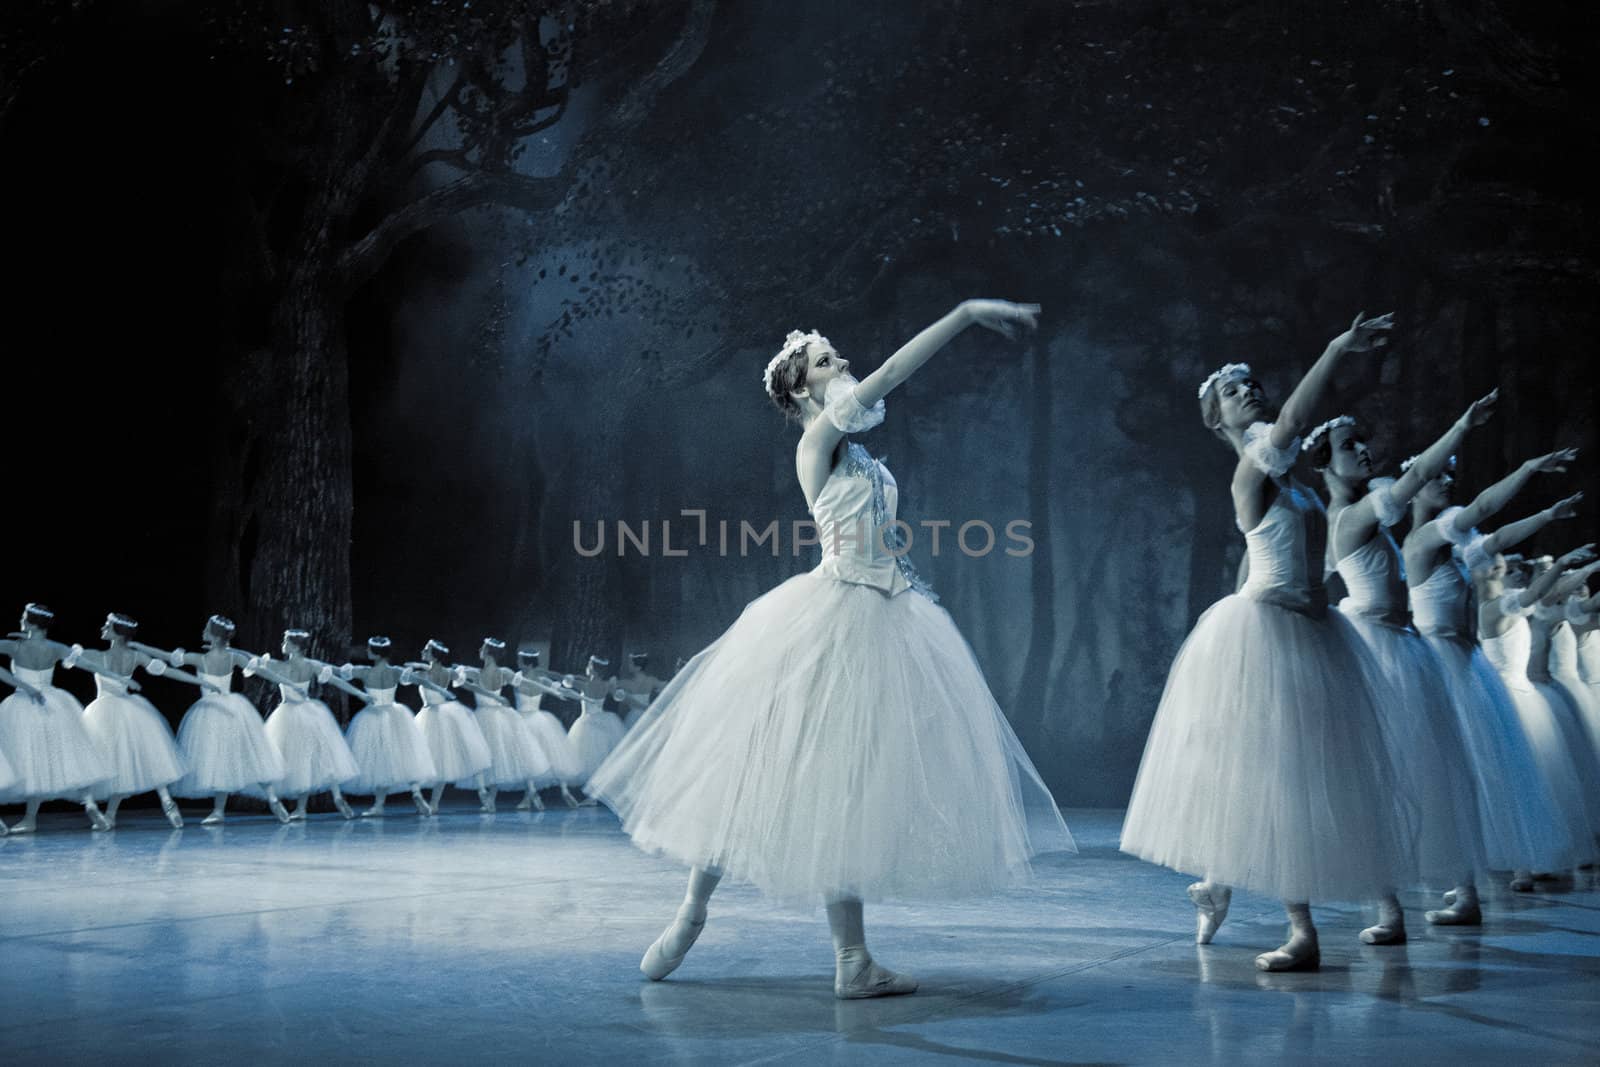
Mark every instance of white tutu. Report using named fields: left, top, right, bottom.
left=0, top=671, right=109, bottom=802
left=1424, top=633, right=1577, bottom=871
left=416, top=698, right=492, bottom=784
left=568, top=700, right=624, bottom=784
left=81, top=678, right=186, bottom=800
left=464, top=699, right=549, bottom=789
left=257, top=694, right=359, bottom=797
left=515, top=694, right=583, bottom=784
left=1339, top=609, right=1487, bottom=882
left=172, top=691, right=285, bottom=797
left=588, top=570, right=1075, bottom=907
left=344, top=696, right=436, bottom=793
left=1121, top=595, right=1418, bottom=902
left=0, top=742, right=14, bottom=793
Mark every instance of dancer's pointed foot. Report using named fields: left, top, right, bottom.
left=361, top=803, right=385, bottom=818
left=515, top=794, right=533, bottom=811
left=161, top=797, right=183, bottom=829
left=88, top=806, right=112, bottom=832
left=334, top=794, right=355, bottom=820
left=11, top=815, right=37, bottom=834
left=834, top=947, right=918, bottom=1000
left=1360, top=917, right=1407, bottom=945
left=201, top=811, right=225, bottom=826
left=1424, top=902, right=1482, bottom=926
left=1188, top=882, right=1231, bottom=945
left=640, top=916, right=705, bottom=981
left=411, top=789, right=430, bottom=816
left=1255, top=933, right=1320, bottom=972
left=528, top=791, right=545, bottom=811
left=561, top=788, right=580, bottom=808
left=289, top=804, right=308, bottom=821
left=269, top=798, right=292, bottom=824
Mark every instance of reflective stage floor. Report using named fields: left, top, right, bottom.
left=1, top=803, right=1597, bottom=1064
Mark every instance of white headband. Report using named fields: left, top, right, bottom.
left=763, top=330, right=828, bottom=398
left=1197, top=362, right=1251, bottom=401
left=1302, top=415, right=1356, bottom=454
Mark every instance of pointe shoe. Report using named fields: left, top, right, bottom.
left=289, top=807, right=308, bottom=822
left=412, top=790, right=431, bottom=816
left=88, top=807, right=112, bottom=832
left=562, top=789, right=580, bottom=808
left=269, top=798, right=292, bottom=824
left=334, top=795, right=355, bottom=820
left=1360, top=918, right=1407, bottom=945
left=515, top=794, right=533, bottom=811
left=426, top=798, right=440, bottom=817
left=834, top=949, right=918, bottom=1000
left=640, top=917, right=705, bottom=981
left=1424, top=902, right=1482, bottom=926
left=1510, top=871, right=1535, bottom=892
left=1254, top=936, right=1320, bottom=972
left=1188, top=882, right=1230, bottom=945
left=361, top=804, right=385, bottom=818
left=162, top=798, right=184, bottom=829
left=530, top=793, right=545, bottom=811
left=201, top=810, right=225, bottom=826
left=11, top=817, right=37, bottom=834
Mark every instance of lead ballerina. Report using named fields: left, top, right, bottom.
left=1120, top=313, right=1420, bottom=971
left=586, top=299, right=1075, bottom=1000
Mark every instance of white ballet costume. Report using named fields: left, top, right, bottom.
left=81, top=673, right=187, bottom=801
left=344, top=687, right=437, bottom=794
left=1482, top=612, right=1600, bottom=859
left=515, top=688, right=584, bottom=785
left=257, top=683, right=359, bottom=797
left=1409, top=525, right=1575, bottom=872
left=1329, top=492, right=1486, bottom=882
left=1121, top=424, right=1416, bottom=903
left=568, top=693, right=624, bottom=784
left=1577, top=623, right=1600, bottom=755
left=463, top=690, right=549, bottom=790
left=0, top=664, right=110, bottom=802
left=587, top=378, right=1074, bottom=907
left=1549, top=608, right=1600, bottom=772
left=1529, top=608, right=1600, bottom=843
left=416, top=686, right=492, bottom=784
left=172, top=671, right=286, bottom=797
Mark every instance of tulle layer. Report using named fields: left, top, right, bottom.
left=416, top=700, right=492, bottom=783
left=520, top=708, right=583, bottom=785
left=1340, top=612, right=1487, bottom=881
left=1121, top=595, right=1417, bottom=902
left=464, top=702, right=548, bottom=789
left=587, top=571, right=1075, bottom=908
left=0, top=686, right=109, bottom=802
left=567, top=711, right=623, bottom=784
left=1424, top=635, right=1577, bottom=870
left=257, top=698, right=359, bottom=796
left=343, top=703, right=436, bottom=793
left=172, top=693, right=285, bottom=797
left=81, top=691, right=186, bottom=799
left=1532, top=678, right=1600, bottom=850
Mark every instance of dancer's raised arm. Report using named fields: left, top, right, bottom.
left=1272, top=312, right=1393, bottom=450
left=1479, top=493, right=1583, bottom=558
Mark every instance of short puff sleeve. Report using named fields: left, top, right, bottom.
left=1462, top=534, right=1494, bottom=575
left=823, top=378, right=885, bottom=435
left=1243, top=422, right=1299, bottom=478
left=1497, top=593, right=1536, bottom=618
left=1366, top=477, right=1405, bottom=528
left=1432, top=506, right=1474, bottom=547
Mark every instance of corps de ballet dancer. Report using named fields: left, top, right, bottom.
left=143, top=615, right=290, bottom=824
left=1121, top=312, right=1424, bottom=972
left=1476, top=545, right=1600, bottom=869
left=1562, top=585, right=1600, bottom=756
left=510, top=648, right=582, bottom=806
left=1402, top=453, right=1582, bottom=913
left=451, top=637, right=550, bottom=811
left=618, top=651, right=665, bottom=730
left=1525, top=556, right=1600, bottom=850
left=0, top=665, right=28, bottom=832
left=76, top=612, right=209, bottom=829
left=241, top=629, right=362, bottom=819
left=0, top=603, right=113, bottom=831
left=338, top=637, right=436, bottom=817
left=1306, top=393, right=1497, bottom=943
left=566, top=656, right=630, bottom=799
left=587, top=299, right=1075, bottom=999
left=404, top=639, right=492, bottom=814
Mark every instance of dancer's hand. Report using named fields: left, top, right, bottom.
left=24, top=684, right=43, bottom=705
left=1336, top=310, right=1394, bottom=353
left=962, top=299, right=1041, bottom=341
left=126, top=679, right=141, bottom=693
left=1548, top=492, right=1584, bottom=520
left=1526, top=447, right=1579, bottom=474
left=1558, top=543, right=1597, bottom=569
left=1459, top=389, right=1499, bottom=429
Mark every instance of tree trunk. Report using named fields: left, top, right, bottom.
left=1011, top=336, right=1057, bottom=744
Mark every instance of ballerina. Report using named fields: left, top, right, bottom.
left=619, top=652, right=665, bottom=730
left=588, top=300, right=1074, bottom=999
left=404, top=639, right=492, bottom=815
left=339, top=636, right=436, bottom=817
left=146, top=615, right=290, bottom=825
left=0, top=664, right=41, bottom=833
left=75, top=612, right=207, bottom=829
left=1402, top=455, right=1582, bottom=914
left=1525, top=557, right=1600, bottom=851
left=510, top=648, right=582, bottom=807
left=1565, top=584, right=1600, bottom=757
left=1476, top=544, right=1600, bottom=869
left=567, top=656, right=630, bottom=799
left=240, top=630, right=361, bottom=820
left=0, top=603, right=113, bottom=831
left=1306, top=395, right=1496, bottom=943
left=1121, top=312, right=1422, bottom=972
left=452, top=638, right=550, bottom=812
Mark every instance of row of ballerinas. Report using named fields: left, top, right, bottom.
left=0, top=609, right=678, bottom=834
left=1123, top=313, right=1600, bottom=971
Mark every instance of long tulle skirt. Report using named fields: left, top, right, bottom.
left=416, top=700, right=493, bottom=784
left=81, top=691, right=186, bottom=799
left=587, top=571, right=1075, bottom=907
left=1121, top=594, right=1417, bottom=902
left=1340, top=611, right=1486, bottom=882
left=465, top=702, right=549, bottom=789
left=344, top=703, right=436, bottom=794
left=0, top=686, right=108, bottom=802
left=257, top=698, right=359, bottom=797
left=1498, top=675, right=1600, bottom=863
left=1535, top=678, right=1600, bottom=847
left=1424, top=635, right=1577, bottom=871
left=520, top=708, right=584, bottom=785
left=568, top=712, right=624, bottom=783
left=172, top=692, right=284, bottom=797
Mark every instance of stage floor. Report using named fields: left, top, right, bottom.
left=1, top=803, right=1597, bottom=1065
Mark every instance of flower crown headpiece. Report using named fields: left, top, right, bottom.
left=1400, top=453, right=1456, bottom=475
left=1302, top=415, right=1356, bottom=454
left=763, top=330, right=828, bottom=399
left=1197, top=362, right=1251, bottom=401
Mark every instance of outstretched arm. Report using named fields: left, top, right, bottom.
left=1515, top=545, right=1598, bottom=610
left=1546, top=561, right=1600, bottom=604
left=1456, top=448, right=1579, bottom=532
left=1271, top=312, right=1394, bottom=450
left=1482, top=493, right=1583, bottom=556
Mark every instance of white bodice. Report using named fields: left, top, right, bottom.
left=579, top=693, right=605, bottom=716
left=1525, top=615, right=1558, bottom=683
left=367, top=686, right=397, bottom=706
left=95, top=673, right=133, bottom=697
left=1481, top=617, right=1532, bottom=685
left=1239, top=481, right=1322, bottom=612
left=278, top=682, right=307, bottom=703
left=199, top=671, right=234, bottom=693
left=1548, top=622, right=1582, bottom=680
left=810, top=443, right=911, bottom=597
left=1411, top=560, right=1472, bottom=638
left=420, top=685, right=448, bottom=706
left=1579, top=629, right=1600, bottom=684
left=11, top=665, right=54, bottom=688
left=1334, top=526, right=1408, bottom=625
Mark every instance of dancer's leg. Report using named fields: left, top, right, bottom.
left=157, top=786, right=183, bottom=829
left=104, top=794, right=127, bottom=828
left=410, top=784, right=430, bottom=815
left=331, top=786, right=354, bottom=819
left=1360, top=891, right=1407, bottom=945
left=12, top=799, right=43, bottom=833
left=560, top=785, right=579, bottom=807
left=640, top=866, right=722, bottom=980
left=1255, top=901, right=1320, bottom=971
left=83, top=793, right=111, bottom=831
left=480, top=785, right=497, bottom=813
left=264, top=786, right=291, bottom=824
left=362, top=792, right=387, bottom=817
left=828, top=896, right=918, bottom=999
left=202, top=793, right=227, bottom=825
left=1188, top=879, right=1232, bottom=944
left=289, top=796, right=308, bottom=820
left=1426, top=878, right=1482, bottom=925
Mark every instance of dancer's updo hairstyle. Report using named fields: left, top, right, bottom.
left=22, top=602, right=55, bottom=629
left=423, top=639, right=449, bottom=660
left=207, top=614, right=237, bottom=641
left=367, top=635, right=393, bottom=659
left=516, top=649, right=540, bottom=667
left=106, top=612, right=139, bottom=637
left=282, top=628, right=310, bottom=651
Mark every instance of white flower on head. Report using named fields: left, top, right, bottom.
left=763, top=329, right=829, bottom=399
left=1197, top=362, right=1251, bottom=401
left=1302, top=414, right=1356, bottom=454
